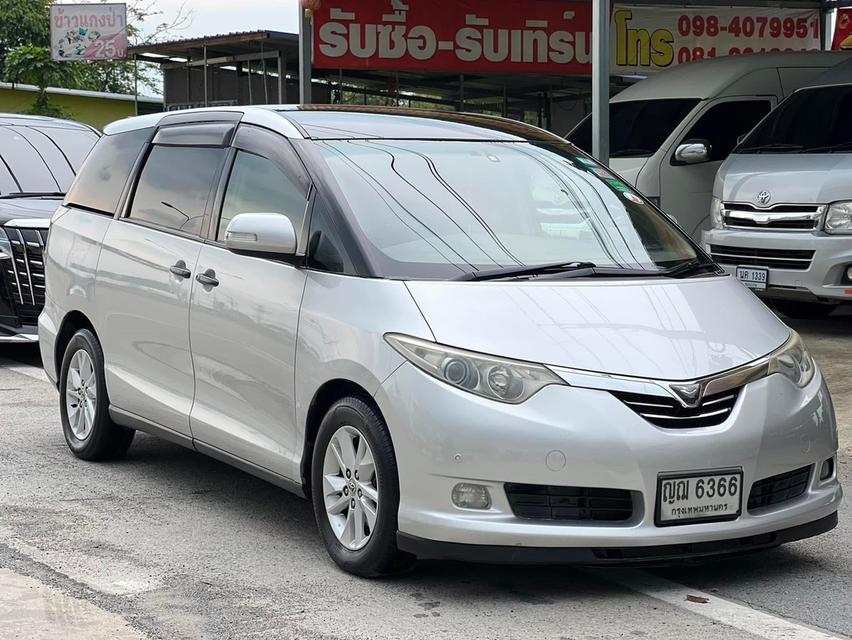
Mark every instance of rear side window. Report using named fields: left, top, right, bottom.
left=129, top=145, right=226, bottom=237
left=218, top=150, right=308, bottom=241
left=679, top=100, right=772, bottom=161
left=66, top=128, right=152, bottom=214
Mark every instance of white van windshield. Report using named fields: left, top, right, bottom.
left=318, top=140, right=699, bottom=279
left=568, top=99, right=699, bottom=158
left=737, top=85, right=852, bottom=154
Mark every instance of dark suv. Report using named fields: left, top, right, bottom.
left=0, top=114, right=99, bottom=342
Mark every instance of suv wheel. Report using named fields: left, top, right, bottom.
left=59, top=329, right=134, bottom=460
left=772, top=300, right=836, bottom=320
left=311, top=396, right=414, bottom=577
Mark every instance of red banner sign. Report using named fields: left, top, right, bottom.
left=833, top=9, right=852, bottom=50
left=313, top=0, right=593, bottom=74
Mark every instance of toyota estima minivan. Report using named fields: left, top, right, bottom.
left=40, top=106, right=840, bottom=576
left=706, top=59, right=852, bottom=319
left=568, top=52, right=850, bottom=240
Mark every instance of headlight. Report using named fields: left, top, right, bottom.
left=385, top=333, right=565, bottom=403
left=768, top=331, right=815, bottom=388
left=0, top=228, right=11, bottom=259
left=824, top=201, right=852, bottom=234
left=710, top=196, right=724, bottom=230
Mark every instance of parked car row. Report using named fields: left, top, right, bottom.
left=569, top=51, right=852, bottom=318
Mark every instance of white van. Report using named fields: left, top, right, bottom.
left=568, top=52, right=850, bottom=240
left=705, top=58, right=852, bottom=318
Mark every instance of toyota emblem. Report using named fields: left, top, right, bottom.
left=757, top=190, right=771, bottom=205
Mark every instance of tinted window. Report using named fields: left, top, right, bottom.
left=36, top=126, right=99, bottom=169
left=12, top=126, right=76, bottom=190
left=0, top=127, right=60, bottom=193
left=66, top=128, right=152, bottom=213
left=307, top=197, right=356, bottom=274
left=218, top=151, right=307, bottom=242
left=680, top=100, right=771, bottom=161
left=569, top=99, right=700, bottom=157
left=129, top=146, right=226, bottom=236
left=737, top=85, right=852, bottom=153
left=317, top=139, right=697, bottom=279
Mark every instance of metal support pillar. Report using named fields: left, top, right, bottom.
left=278, top=51, right=286, bottom=103
left=299, top=8, right=313, bottom=104
left=203, top=45, right=209, bottom=107
left=592, top=0, right=610, bottom=165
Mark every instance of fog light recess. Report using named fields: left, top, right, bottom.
left=452, top=483, right=492, bottom=509
left=820, top=457, right=835, bottom=481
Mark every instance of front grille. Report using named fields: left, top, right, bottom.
left=505, top=484, right=634, bottom=522
left=611, top=388, right=739, bottom=428
left=723, top=216, right=817, bottom=230
left=2, top=227, right=48, bottom=324
left=748, top=466, right=811, bottom=512
left=709, top=244, right=814, bottom=271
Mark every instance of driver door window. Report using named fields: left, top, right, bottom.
left=678, top=100, right=772, bottom=161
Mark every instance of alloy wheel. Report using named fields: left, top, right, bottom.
left=65, top=348, right=97, bottom=440
left=322, top=425, right=379, bottom=550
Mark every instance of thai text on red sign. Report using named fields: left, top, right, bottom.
left=313, top=0, right=594, bottom=74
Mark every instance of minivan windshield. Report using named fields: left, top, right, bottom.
left=317, top=140, right=699, bottom=279
left=736, top=85, right=852, bottom=154
left=568, top=99, right=700, bottom=157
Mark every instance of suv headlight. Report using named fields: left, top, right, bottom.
left=385, top=334, right=565, bottom=403
left=0, top=228, right=11, bottom=258
left=824, top=201, right=852, bottom=234
left=768, top=331, right=815, bottom=388
left=710, top=197, right=724, bottom=230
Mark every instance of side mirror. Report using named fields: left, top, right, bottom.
left=224, top=213, right=297, bottom=256
left=673, top=139, right=712, bottom=165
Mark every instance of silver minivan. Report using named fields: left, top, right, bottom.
left=706, top=60, right=852, bottom=318
left=40, top=106, right=840, bottom=576
left=569, top=52, right=849, bottom=240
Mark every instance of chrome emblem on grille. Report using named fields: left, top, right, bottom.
left=757, top=190, right=771, bottom=206
left=669, top=382, right=703, bottom=408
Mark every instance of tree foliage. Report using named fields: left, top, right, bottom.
left=0, top=0, right=190, bottom=114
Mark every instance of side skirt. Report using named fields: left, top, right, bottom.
left=109, top=405, right=306, bottom=498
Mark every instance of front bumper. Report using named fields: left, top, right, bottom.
left=376, top=362, right=841, bottom=556
left=703, top=228, right=852, bottom=303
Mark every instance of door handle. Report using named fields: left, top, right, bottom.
left=195, top=269, right=219, bottom=288
left=169, top=260, right=191, bottom=279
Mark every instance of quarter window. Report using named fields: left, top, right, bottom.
left=679, top=100, right=772, bottom=161
left=129, top=145, right=226, bottom=236
left=218, top=150, right=307, bottom=242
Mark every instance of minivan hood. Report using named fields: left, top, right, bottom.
left=0, top=198, right=60, bottom=225
left=608, top=157, right=649, bottom=188
left=405, top=276, right=789, bottom=381
left=718, top=153, right=852, bottom=205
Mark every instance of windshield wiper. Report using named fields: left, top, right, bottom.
left=736, top=143, right=803, bottom=154
left=0, top=191, right=65, bottom=199
left=454, top=261, right=599, bottom=282
left=801, top=141, right=852, bottom=154
left=454, top=258, right=718, bottom=282
left=610, top=148, right=653, bottom=157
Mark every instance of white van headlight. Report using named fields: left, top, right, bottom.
left=710, top=197, right=724, bottom=230
left=385, top=334, right=565, bottom=403
left=768, top=331, right=815, bottom=388
left=824, top=202, right=852, bottom=234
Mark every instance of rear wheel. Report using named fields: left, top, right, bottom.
left=59, top=329, right=134, bottom=460
left=311, top=396, right=414, bottom=577
left=772, top=300, right=836, bottom=320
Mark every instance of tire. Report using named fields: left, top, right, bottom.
left=59, top=328, right=134, bottom=461
left=311, top=396, right=414, bottom=577
left=772, top=300, right=836, bottom=320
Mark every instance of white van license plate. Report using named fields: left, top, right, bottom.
left=736, top=266, right=768, bottom=291
left=657, top=471, right=742, bottom=525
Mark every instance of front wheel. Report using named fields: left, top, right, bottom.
left=311, top=396, right=413, bottom=577
left=772, top=300, right=837, bottom=320
left=59, top=328, right=134, bottom=460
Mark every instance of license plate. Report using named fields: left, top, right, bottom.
left=656, top=470, right=743, bottom=525
left=736, top=266, right=768, bottom=291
